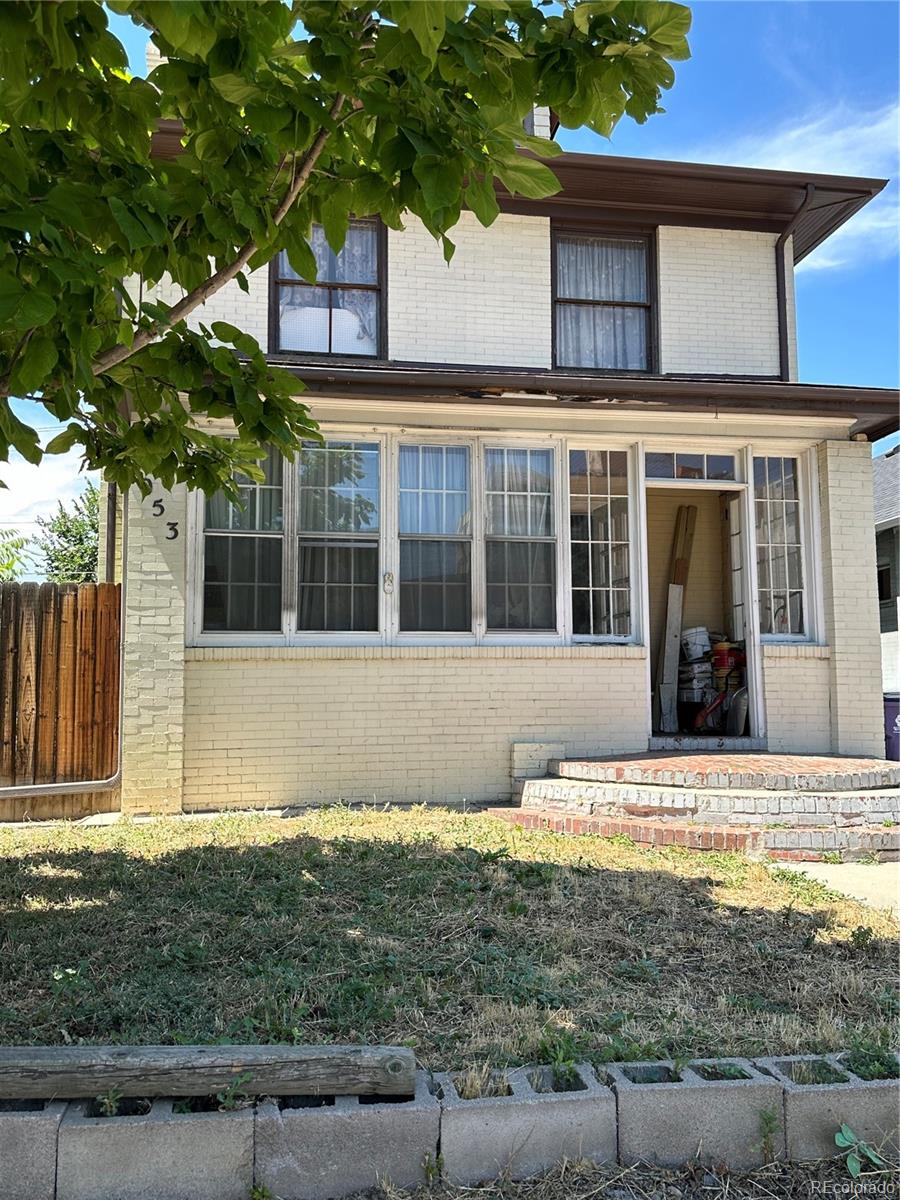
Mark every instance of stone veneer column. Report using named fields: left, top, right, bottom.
left=817, top=439, right=884, bottom=757
left=120, top=485, right=187, bottom=813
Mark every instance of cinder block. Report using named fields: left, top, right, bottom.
left=607, top=1058, right=784, bottom=1170
left=437, top=1063, right=616, bottom=1185
left=0, top=1099, right=66, bottom=1200
left=254, top=1071, right=440, bottom=1199
left=56, top=1098, right=254, bottom=1200
left=755, top=1054, right=900, bottom=1161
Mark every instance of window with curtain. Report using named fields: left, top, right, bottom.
left=485, top=447, right=556, bottom=631
left=754, top=455, right=805, bottom=636
left=554, top=232, right=651, bottom=371
left=569, top=449, right=630, bottom=637
left=399, top=444, right=473, bottom=632
left=297, top=441, right=380, bottom=632
left=203, top=449, right=283, bottom=632
left=274, top=221, right=381, bottom=357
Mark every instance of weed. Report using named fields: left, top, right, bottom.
left=94, top=1088, right=122, bottom=1118
left=757, top=1105, right=781, bottom=1163
left=835, top=1124, right=886, bottom=1179
left=842, top=1045, right=900, bottom=1081
left=454, top=1065, right=511, bottom=1100
left=216, top=1072, right=253, bottom=1112
left=849, top=925, right=875, bottom=952
left=422, top=1152, right=444, bottom=1183
left=249, top=1187, right=274, bottom=1200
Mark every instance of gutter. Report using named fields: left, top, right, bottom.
left=0, top=490, right=129, bottom=804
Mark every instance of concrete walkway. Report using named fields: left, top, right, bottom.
left=779, top=861, right=900, bottom=916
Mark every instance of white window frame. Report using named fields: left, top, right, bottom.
left=186, top=428, right=644, bottom=648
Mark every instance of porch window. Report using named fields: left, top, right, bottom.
left=554, top=232, right=652, bottom=371
left=399, top=444, right=473, bottom=632
left=272, top=220, right=382, bottom=357
left=202, top=450, right=283, bottom=632
left=645, top=452, right=736, bottom=481
left=569, top=449, right=631, bottom=637
left=485, top=448, right=556, bottom=630
left=753, top=455, right=805, bottom=636
left=297, top=441, right=380, bottom=632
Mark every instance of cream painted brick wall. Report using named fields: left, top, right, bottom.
left=658, top=227, right=781, bottom=375
left=761, top=646, right=831, bottom=753
left=387, top=212, right=551, bottom=366
left=144, top=271, right=271, bottom=352
left=181, top=647, right=648, bottom=809
left=817, top=440, right=885, bottom=756
left=121, top=485, right=187, bottom=813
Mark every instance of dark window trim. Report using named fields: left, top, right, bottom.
left=550, top=223, right=659, bottom=374
left=268, top=218, right=388, bottom=362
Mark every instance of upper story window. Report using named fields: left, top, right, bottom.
left=271, top=220, right=383, bottom=358
left=553, top=231, right=653, bottom=372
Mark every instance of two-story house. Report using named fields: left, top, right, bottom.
left=105, top=108, right=899, bottom=815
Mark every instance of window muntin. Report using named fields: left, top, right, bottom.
left=399, top=444, right=472, bottom=632
left=274, top=221, right=381, bottom=357
left=754, top=455, right=805, bottom=636
left=645, top=452, right=736, bottom=482
left=202, top=450, right=283, bottom=632
left=569, top=449, right=631, bottom=637
left=297, top=441, right=380, bottom=632
left=554, top=233, right=651, bottom=371
left=485, top=448, right=556, bottom=631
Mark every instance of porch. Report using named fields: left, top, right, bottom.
left=489, top=750, right=900, bottom=862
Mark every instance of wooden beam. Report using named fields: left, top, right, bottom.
left=0, top=1045, right=416, bottom=1100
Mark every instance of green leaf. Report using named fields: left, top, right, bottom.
left=392, top=0, right=446, bottom=62
left=640, top=2, right=692, bottom=47
left=413, top=157, right=465, bottom=213
left=108, top=196, right=155, bottom=251
left=847, top=1151, right=861, bottom=1179
left=44, top=424, right=83, bottom=455
left=14, top=290, right=57, bottom=330
left=210, top=73, right=263, bottom=106
left=493, top=155, right=561, bottom=200
left=211, top=321, right=242, bottom=344
left=11, top=335, right=58, bottom=395
left=282, top=231, right=318, bottom=284
left=464, top=172, right=500, bottom=227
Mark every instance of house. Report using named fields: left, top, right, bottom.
left=875, top=447, right=899, bottom=693
left=102, top=107, right=900, bottom=816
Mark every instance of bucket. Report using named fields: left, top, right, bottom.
left=682, top=627, right=711, bottom=661
left=712, top=641, right=733, bottom=670
left=885, top=693, right=900, bottom=761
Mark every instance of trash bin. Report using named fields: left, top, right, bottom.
left=884, top=693, right=900, bottom=761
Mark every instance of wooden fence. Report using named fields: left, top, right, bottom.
left=0, top=582, right=121, bottom=821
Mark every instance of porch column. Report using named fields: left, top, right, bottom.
left=120, top=485, right=187, bottom=813
left=817, top=439, right=884, bottom=757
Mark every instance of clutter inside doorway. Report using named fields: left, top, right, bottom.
left=678, top=626, right=748, bottom=735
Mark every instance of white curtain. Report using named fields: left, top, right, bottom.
left=556, top=236, right=647, bottom=370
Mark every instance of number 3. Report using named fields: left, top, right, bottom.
left=166, top=522, right=179, bottom=540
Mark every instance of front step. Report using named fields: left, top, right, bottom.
left=649, top=736, right=768, bottom=752
left=550, top=754, right=900, bottom=791
left=520, top=775, right=900, bottom=827
left=487, top=805, right=900, bottom=863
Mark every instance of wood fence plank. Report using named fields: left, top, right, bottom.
left=35, top=584, right=60, bottom=784
left=73, top=584, right=96, bottom=783
left=54, top=586, right=78, bottom=783
left=0, top=584, right=20, bottom=787
left=14, top=583, right=39, bottom=784
left=105, top=583, right=122, bottom=778
left=0, top=1045, right=416, bottom=1099
left=92, top=584, right=118, bottom=781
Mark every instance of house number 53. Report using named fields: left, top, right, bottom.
left=151, top=498, right=179, bottom=540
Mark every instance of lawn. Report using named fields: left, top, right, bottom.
left=0, top=807, right=896, bottom=1071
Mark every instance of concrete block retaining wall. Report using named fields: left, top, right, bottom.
left=1, top=1054, right=896, bottom=1199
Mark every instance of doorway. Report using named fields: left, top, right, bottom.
left=647, top=486, right=755, bottom=738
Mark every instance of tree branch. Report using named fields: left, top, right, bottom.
left=91, top=92, right=346, bottom=379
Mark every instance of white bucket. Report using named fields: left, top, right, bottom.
left=681, top=626, right=711, bottom=661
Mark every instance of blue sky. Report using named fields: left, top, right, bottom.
left=4, top=0, right=898, bottom=541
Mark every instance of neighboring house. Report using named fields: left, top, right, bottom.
left=101, top=105, right=900, bottom=816
left=874, top=447, right=900, bottom=692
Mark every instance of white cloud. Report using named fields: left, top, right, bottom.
left=0, top=451, right=97, bottom=540
left=661, top=102, right=900, bottom=274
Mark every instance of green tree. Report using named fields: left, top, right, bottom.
left=0, top=0, right=690, bottom=500
left=0, top=528, right=30, bottom=581
left=32, top=480, right=100, bottom=583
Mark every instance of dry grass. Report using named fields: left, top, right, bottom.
left=373, top=1157, right=900, bottom=1200
left=0, top=806, right=896, bottom=1069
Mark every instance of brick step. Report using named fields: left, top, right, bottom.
left=551, top=754, right=900, bottom=792
left=486, top=806, right=900, bottom=863
left=520, top=776, right=900, bottom=827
